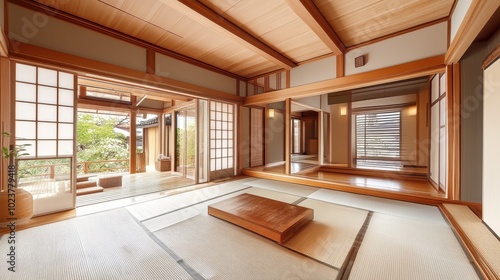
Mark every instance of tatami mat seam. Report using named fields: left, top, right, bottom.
left=337, top=211, right=374, bottom=280
left=126, top=209, right=205, bottom=280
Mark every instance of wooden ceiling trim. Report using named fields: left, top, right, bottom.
left=10, top=0, right=245, bottom=80
left=167, top=0, right=297, bottom=70
left=285, top=0, right=345, bottom=55
left=445, top=0, right=500, bottom=64
left=245, top=55, right=445, bottom=106
left=10, top=41, right=244, bottom=105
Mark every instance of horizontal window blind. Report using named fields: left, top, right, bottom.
left=355, top=111, right=401, bottom=168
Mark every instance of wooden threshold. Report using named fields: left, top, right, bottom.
left=241, top=168, right=482, bottom=217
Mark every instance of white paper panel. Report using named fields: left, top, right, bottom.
left=58, top=123, right=73, bottom=139
left=16, top=63, right=36, bottom=83
left=16, top=102, right=37, bottom=120
left=16, top=82, right=36, bottom=102
left=37, top=140, right=57, bottom=156
left=58, top=72, right=74, bottom=89
left=38, top=122, right=57, bottom=139
left=430, top=104, right=439, bottom=184
left=440, top=73, right=447, bottom=96
left=38, top=104, right=57, bottom=122
left=58, top=140, right=73, bottom=155
left=439, top=127, right=447, bottom=190
left=431, top=75, right=439, bottom=103
left=58, top=106, right=74, bottom=123
left=16, top=121, right=36, bottom=139
left=38, top=86, right=58, bottom=104
left=38, top=68, right=58, bottom=87
left=483, top=59, right=500, bottom=237
left=16, top=140, right=36, bottom=157
left=440, top=99, right=447, bottom=126
left=58, top=89, right=74, bottom=106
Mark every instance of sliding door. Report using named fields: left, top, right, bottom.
left=175, top=105, right=196, bottom=180
left=14, top=63, right=76, bottom=215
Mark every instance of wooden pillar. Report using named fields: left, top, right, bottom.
left=0, top=57, right=11, bottom=192
left=129, top=96, right=137, bottom=174
left=318, top=111, right=324, bottom=165
left=447, top=64, right=461, bottom=200
left=336, top=54, right=345, bottom=78
left=285, top=98, right=291, bottom=175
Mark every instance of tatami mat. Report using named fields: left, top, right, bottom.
left=142, top=187, right=301, bottom=232
left=308, top=188, right=447, bottom=225
left=155, top=214, right=338, bottom=279
left=348, top=213, right=480, bottom=280
left=244, top=178, right=319, bottom=197
left=284, top=198, right=369, bottom=268
left=127, top=178, right=255, bottom=221
left=0, top=209, right=192, bottom=280
left=443, top=203, right=500, bottom=278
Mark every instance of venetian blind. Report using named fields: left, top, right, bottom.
left=355, top=111, right=401, bottom=168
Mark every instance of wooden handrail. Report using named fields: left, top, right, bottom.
left=18, top=159, right=129, bottom=179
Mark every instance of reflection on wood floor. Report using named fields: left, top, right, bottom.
left=76, top=171, right=195, bottom=207
left=245, top=162, right=443, bottom=199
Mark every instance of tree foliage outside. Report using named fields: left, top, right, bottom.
left=77, top=113, right=129, bottom=173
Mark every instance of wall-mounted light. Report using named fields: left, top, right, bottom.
left=268, top=108, right=275, bottom=118
left=340, top=106, right=347, bottom=116
left=408, top=106, right=417, bottom=116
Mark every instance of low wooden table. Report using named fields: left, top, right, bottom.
left=208, top=193, right=313, bottom=244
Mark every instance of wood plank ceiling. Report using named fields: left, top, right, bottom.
left=29, top=0, right=454, bottom=79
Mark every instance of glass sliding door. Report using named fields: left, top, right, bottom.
left=175, top=105, right=196, bottom=180
left=14, top=63, right=76, bottom=215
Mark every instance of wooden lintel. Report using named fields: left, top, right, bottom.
left=245, top=55, right=445, bottom=105
left=169, top=0, right=296, bottom=69
left=285, top=0, right=345, bottom=55
left=9, top=42, right=244, bottom=105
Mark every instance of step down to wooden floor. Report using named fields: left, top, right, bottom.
left=76, top=186, right=104, bottom=196
left=76, top=180, right=97, bottom=189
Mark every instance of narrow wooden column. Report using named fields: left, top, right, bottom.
left=447, top=64, right=461, bottom=200
left=129, top=96, right=137, bottom=174
left=285, top=98, right=291, bottom=175
left=0, top=57, right=11, bottom=192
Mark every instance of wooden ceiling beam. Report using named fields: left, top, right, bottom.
left=163, top=0, right=297, bottom=69
left=285, top=0, right=345, bottom=55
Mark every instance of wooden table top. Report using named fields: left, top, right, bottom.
left=208, top=193, right=313, bottom=243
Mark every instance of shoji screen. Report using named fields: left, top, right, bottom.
left=483, top=57, right=500, bottom=236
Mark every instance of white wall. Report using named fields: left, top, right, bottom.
left=450, top=0, right=473, bottom=43
left=294, top=95, right=321, bottom=110
left=290, top=56, right=336, bottom=87
left=483, top=59, right=500, bottom=237
left=155, top=53, right=237, bottom=95
left=8, top=4, right=147, bottom=72
left=345, top=22, right=447, bottom=76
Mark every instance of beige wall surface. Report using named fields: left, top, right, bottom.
left=345, top=22, right=447, bottom=76
left=8, top=4, right=147, bottom=72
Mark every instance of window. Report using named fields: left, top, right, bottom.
left=210, top=101, right=234, bottom=171
left=355, top=111, right=401, bottom=168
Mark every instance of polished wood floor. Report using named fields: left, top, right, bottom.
left=244, top=162, right=444, bottom=199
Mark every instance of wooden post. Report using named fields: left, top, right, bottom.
left=130, top=96, right=137, bottom=174
left=285, top=98, right=291, bottom=175
left=0, top=57, right=11, bottom=192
